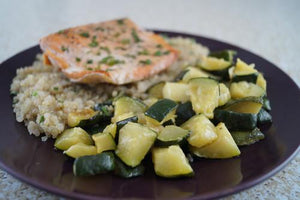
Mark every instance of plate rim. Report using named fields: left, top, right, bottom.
left=0, top=29, right=299, bottom=200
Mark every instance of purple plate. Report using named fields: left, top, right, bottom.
left=0, top=30, right=299, bottom=200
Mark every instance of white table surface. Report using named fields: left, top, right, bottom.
left=0, top=0, right=299, bottom=199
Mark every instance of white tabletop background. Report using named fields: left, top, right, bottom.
left=0, top=0, right=299, bottom=199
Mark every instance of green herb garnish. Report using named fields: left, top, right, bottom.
left=76, top=57, right=81, bottom=62
left=156, top=44, right=162, bottom=48
left=61, top=46, right=69, bottom=52
left=87, top=59, right=93, bottom=64
left=87, top=67, right=93, bottom=71
left=53, top=87, right=59, bottom=91
left=79, top=32, right=90, bottom=38
left=39, top=115, right=45, bottom=123
left=100, top=46, right=111, bottom=54
left=99, top=56, right=125, bottom=66
left=121, top=39, right=130, bottom=45
left=131, top=29, right=141, bottom=43
left=117, top=19, right=124, bottom=25
left=138, top=49, right=149, bottom=55
left=154, top=50, right=162, bottom=56
left=89, top=36, right=98, bottom=47
left=32, top=91, right=38, bottom=96
left=139, top=59, right=152, bottom=65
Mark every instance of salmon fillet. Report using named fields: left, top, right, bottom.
left=40, top=18, right=178, bottom=85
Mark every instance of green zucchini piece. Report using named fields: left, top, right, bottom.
left=83, top=123, right=109, bottom=135
left=214, top=109, right=257, bottom=131
left=114, top=157, right=145, bottom=178
left=152, top=145, right=194, bottom=178
left=116, top=122, right=157, bottom=167
left=162, top=119, right=175, bottom=126
left=67, top=109, right=96, bottom=127
left=102, top=123, right=117, bottom=138
left=145, top=99, right=177, bottom=125
left=257, top=108, right=272, bottom=125
left=231, top=73, right=258, bottom=83
left=92, top=132, right=116, bottom=153
left=188, top=77, right=219, bottom=119
left=156, top=125, right=190, bottom=147
left=231, top=128, right=264, bottom=146
left=64, top=143, right=97, bottom=158
left=209, top=50, right=236, bottom=62
left=174, top=69, right=189, bottom=82
left=54, top=127, right=93, bottom=151
left=147, top=81, right=165, bottom=99
left=256, top=73, right=267, bottom=90
left=198, top=56, right=232, bottom=79
left=175, top=101, right=195, bottom=126
left=262, top=96, right=271, bottom=111
left=112, top=96, right=147, bottom=123
left=162, top=82, right=189, bottom=102
left=218, top=83, right=231, bottom=106
left=115, top=116, right=138, bottom=142
left=222, top=97, right=263, bottom=114
left=230, top=81, right=265, bottom=99
left=73, top=152, right=115, bottom=176
left=179, top=67, right=212, bottom=83
left=181, top=114, right=217, bottom=148
left=190, top=123, right=240, bottom=159
left=233, top=58, right=257, bottom=75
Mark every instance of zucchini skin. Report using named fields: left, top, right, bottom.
left=209, top=50, right=236, bottom=62
left=230, top=128, right=265, bottom=146
left=78, top=110, right=112, bottom=128
left=114, top=157, right=145, bottom=178
left=262, top=97, right=271, bottom=111
left=145, top=99, right=177, bottom=123
left=115, top=116, right=138, bottom=142
left=175, top=101, right=196, bottom=126
left=73, top=152, right=115, bottom=176
left=257, top=108, right=272, bottom=125
left=214, top=109, right=257, bottom=131
left=231, top=73, right=258, bottom=83
left=174, top=70, right=189, bottom=81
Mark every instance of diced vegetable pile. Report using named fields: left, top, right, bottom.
left=54, top=50, right=272, bottom=178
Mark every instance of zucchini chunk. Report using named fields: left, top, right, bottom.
left=156, top=125, right=190, bottom=147
left=178, top=67, right=211, bottom=83
left=162, top=82, right=189, bottom=102
left=262, top=96, right=271, bottom=111
left=256, top=73, right=267, bottom=90
left=112, top=96, right=147, bottom=123
left=145, top=99, right=177, bottom=125
left=231, top=58, right=258, bottom=83
left=115, top=116, right=138, bottom=141
left=214, top=110, right=257, bottom=131
left=147, top=81, right=165, bottom=99
left=209, top=50, right=236, bottom=62
left=222, top=97, right=263, bottom=114
left=181, top=115, right=217, bottom=148
left=54, top=127, right=93, bottom=150
left=188, top=77, right=219, bottom=118
left=92, top=132, right=116, bottom=153
left=230, top=81, right=265, bottom=99
left=114, top=157, right=145, bottom=178
left=175, top=101, right=195, bottom=126
left=198, top=56, right=232, bottom=79
left=102, top=123, right=117, bottom=138
left=231, top=128, right=265, bottom=146
left=174, top=69, right=189, bottom=82
left=190, top=123, right=240, bottom=159
left=67, top=109, right=96, bottom=127
left=257, top=108, right=272, bottom=125
left=115, top=122, right=157, bottom=167
left=73, top=152, right=115, bottom=176
left=152, top=145, right=194, bottom=178
left=218, top=83, right=231, bottom=106
left=64, top=143, right=97, bottom=158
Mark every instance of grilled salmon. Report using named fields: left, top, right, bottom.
left=40, top=18, right=178, bottom=85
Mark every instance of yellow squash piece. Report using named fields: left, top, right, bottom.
left=190, top=123, right=240, bottom=159
left=67, top=108, right=97, bottom=127
left=64, top=143, right=97, bottom=158
left=181, top=114, right=217, bottom=148
left=54, top=127, right=93, bottom=150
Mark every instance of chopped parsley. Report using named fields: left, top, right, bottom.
left=139, top=59, right=152, bottom=65
left=95, top=27, right=105, bottom=31
left=39, top=115, right=45, bottom=123
left=53, top=87, right=59, bottom=91
left=154, top=50, right=162, bottom=56
left=100, top=46, right=111, bottom=54
left=164, top=51, right=170, bottom=55
left=114, top=32, right=120, bottom=38
left=61, top=46, right=69, bottom=52
left=131, top=29, right=141, bottom=43
left=124, top=54, right=136, bottom=59
left=79, top=32, right=90, bottom=38
left=121, top=39, right=130, bottom=45
left=156, top=44, right=162, bottom=48
left=87, top=59, right=93, bottom=64
left=115, top=46, right=127, bottom=50
left=75, top=57, right=81, bottom=62
left=138, top=49, right=149, bottom=55
left=57, top=30, right=65, bottom=34
left=99, top=56, right=125, bottom=66
left=117, top=19, right=124, bottom=25
left=87, top=67, right=93, bottom=71
left=32, top=91, right=38, bottom=96
left=89, top=36, right=98, bottom=47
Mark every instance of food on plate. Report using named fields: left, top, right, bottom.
left=10, top=18, right=272, bottom=179
left=40, top=18, right=178, bottom=84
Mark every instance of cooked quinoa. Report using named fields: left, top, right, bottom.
left=10, top=37, right=209, bottom=138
